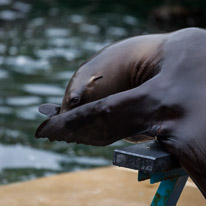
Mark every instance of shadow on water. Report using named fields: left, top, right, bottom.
left=0, top=0, right=205, bottom=184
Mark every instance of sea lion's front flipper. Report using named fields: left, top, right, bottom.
left=35, top=75, right=168, bottom=145
left=38, top=103, right=61, bottom=117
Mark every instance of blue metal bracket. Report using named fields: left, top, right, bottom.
left=151, top=175, right=188, bottom=206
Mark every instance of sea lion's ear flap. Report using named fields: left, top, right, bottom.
left=38, top=103, right=61, bottom=117
left=93, top=75, right=103, bottom=81
left=88, top=75, right=103, bottom=84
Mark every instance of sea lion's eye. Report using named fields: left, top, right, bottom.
left=70, top=97, right=80, bottom=106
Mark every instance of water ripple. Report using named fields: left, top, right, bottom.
left=6, top=96, right=41, bottom=106
left=16, top=106, right=39, bottom=120
left=13, top=2, right=32, bottom=13
left=0, top=10, right=17, bottom=21
left=107, top=26, right=128, bottom=36
left=0, top=0, right=11, bottom=6
left=69, top=14, right=86, bottom=24
left=0, top=144, right=66, bottom=171
left=83, top=40, right=110, bottom=52
left=79, top=24, right=100, bottom=34
left=56, top=71, right=74, bottom=80
left=24, top=84, right=65, bottom=96
left=46, top=97, right=62, bottom=105
left=0, top=144, right=110, bottom=171
left=46, top=28, right=70, bottom=37
left=0, top=69, right=9, bottom=79
left=4, top=56, right=49, bottom=73
left=35, top=48, right=79, bottom=61
left=0, top=106, right=12, bottom=114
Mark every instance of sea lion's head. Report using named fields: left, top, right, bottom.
left=40, top=35, right=163, bottom=116
left=60, top=45, right=133, bottom=114
left=60, top=64, right=104, bottom=113
left=39, top=44, right=132, bottom=117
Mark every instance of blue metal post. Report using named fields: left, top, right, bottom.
left=138, top=168, right=188, bottom=206
left=151, top=175, right=188, bottom=206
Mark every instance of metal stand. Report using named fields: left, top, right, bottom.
left=113, top=140, right=189, bottom=206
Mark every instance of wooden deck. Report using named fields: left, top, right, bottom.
left=0, top=166, right=204, bottom=206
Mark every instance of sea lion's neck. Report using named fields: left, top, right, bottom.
left=127, top=35, right=165, bottom=88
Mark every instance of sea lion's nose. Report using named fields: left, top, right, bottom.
left=38, top=104, right=61, bottom=117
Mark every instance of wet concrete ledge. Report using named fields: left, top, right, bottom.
left=0, top=166, right=204, bottom=206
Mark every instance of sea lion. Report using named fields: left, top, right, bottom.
left=36, top=27, right=206, bottom=197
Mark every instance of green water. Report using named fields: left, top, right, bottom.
left=0, top=0, right=204, bottom=184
